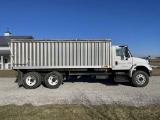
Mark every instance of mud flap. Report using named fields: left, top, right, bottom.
left=16, top=70, right=23, bottom=87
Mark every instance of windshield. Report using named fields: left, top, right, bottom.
left=118, top=46, right=133, bottom=58
left=128, top=49, right=133, bottom=57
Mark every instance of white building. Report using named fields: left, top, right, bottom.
left=0, top=31, right=34, bottom=70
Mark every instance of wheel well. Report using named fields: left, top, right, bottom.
left=135, top=66, right=150, bottom=76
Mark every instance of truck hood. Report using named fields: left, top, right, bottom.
left=132, top=57, right=152, bottom=71
left=132, top=57, right=149, bottom=65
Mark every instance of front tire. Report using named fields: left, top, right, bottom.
left=132, top=71, right=149, bottom=87
left=22, top=72, right=42, bottom=89
left=44, top=71, right=63, bottom=89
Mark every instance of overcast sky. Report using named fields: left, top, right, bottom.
left=0, top=0, right=160, bottom=57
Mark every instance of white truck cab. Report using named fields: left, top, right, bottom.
left=112, top=46, right=152, bottom=87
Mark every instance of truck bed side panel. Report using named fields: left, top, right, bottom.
left=10, top=40, right=111, bottom=69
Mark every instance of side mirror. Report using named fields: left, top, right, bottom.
left=125, top=47, right=129, bottom=57
left=125, top=47, right=129, bottom=60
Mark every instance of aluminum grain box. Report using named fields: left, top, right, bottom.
left=10, top=39, right=112, bottom=69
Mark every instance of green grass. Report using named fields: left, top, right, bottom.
left=0, top=70, right=17, bottom=77
left=0, top=104, right=160, bottom=120
left=152, top=67, right=160, bottom=76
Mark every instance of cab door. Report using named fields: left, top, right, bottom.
left=112, top=46, right=132, bottom=70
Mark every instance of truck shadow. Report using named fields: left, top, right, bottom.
left=63, top=76, right=133, bottom=87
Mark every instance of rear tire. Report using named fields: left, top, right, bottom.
left=132, top=71, right=149, bottom=87
left=44, top=71, right=63, bottom=89
left=22, top=72, right=42, bottom=89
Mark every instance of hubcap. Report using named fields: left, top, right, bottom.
left=135, top=74, right=146, bottom=85
left=48, top=75, right=58, bottom=86
left=26, top=76, right=36, bottom=86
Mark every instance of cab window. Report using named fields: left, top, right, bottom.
left=116, top=48, right=125, bottom=56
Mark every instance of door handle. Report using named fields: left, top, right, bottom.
left=115, top=61, right=118, bottom=65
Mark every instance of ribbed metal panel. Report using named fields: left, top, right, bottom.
left=10, top=40, right=111, bottom=69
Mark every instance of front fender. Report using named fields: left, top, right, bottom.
left=129, top=64, right=152, bottom=77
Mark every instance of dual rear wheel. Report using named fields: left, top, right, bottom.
left=44, top=71, right=63, bottom=89
left=22, top=72, right=42, bottom=89
left=22, top=71, right=63, bottom=89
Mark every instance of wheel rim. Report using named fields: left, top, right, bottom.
left=26, top=76, right=36, bottom=86
left=135, top=74, right=146, bottom=85
left=48, top=75, right=59, bottom=86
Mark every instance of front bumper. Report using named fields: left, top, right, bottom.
left=149, top=70, right=152, bottom=76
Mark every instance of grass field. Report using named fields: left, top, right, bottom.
left=0, top=70, right=17, bottom=77
left=0, top=104, right=160, bottom=120
left=152, top=67, right=160, bottom=76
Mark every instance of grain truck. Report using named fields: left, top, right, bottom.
left=10, top=39, right=152, bottom=89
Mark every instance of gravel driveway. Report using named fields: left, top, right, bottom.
left=0, top=76, right=160, bottom=106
